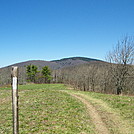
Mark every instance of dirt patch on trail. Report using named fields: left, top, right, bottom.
left=70, top=94, right=110, bottom=134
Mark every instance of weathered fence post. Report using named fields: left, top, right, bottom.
left=11, top=66, right=19, bottom=134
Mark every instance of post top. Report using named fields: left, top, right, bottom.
left=11, top=66, right=18, bottom=77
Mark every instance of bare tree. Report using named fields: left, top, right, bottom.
left=106, top=36, right=134, bottom=95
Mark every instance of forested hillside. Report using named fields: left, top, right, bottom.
left=0, top=57, right=106, bottom=85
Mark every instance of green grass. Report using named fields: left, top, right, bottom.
left=0, top=84, right=95, bottom=134
left=0, top=84, right=133, bottom=134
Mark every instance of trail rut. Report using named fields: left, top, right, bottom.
left=70, top=94, right=110, bottom=134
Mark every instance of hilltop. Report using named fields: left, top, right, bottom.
left=52, top=57, right=105, bottom=68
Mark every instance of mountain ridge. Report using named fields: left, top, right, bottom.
left=1, top=57, right=106, bottom=69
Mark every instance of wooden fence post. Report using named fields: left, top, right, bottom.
left=11, top=66, right=19, bottom=134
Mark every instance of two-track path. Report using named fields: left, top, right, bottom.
left=71, top=93, right=109, bottom=134
left=60, top=90, right=133, bottom=134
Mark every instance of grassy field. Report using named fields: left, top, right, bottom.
left=0, top=84, right=94, bottom=134
left=0, top=84, right=133, bottom=134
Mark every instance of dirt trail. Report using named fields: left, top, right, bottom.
left=71, top=94, right=110, bottom=134
left=61, top=90, right=133, bottom=134
left=78, top=93, right=133, bottom=134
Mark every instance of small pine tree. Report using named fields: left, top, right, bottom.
left=42, top=66, right=52, bottom=83
left=26, top=64, right=38, bottom=82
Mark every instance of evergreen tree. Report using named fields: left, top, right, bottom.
left=26, top=64, right=38, bottom=82
left=42, top=66, right=52, bottom=83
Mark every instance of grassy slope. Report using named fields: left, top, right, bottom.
left=0, top=84, right=133, bottom=134
left=0, top=84, right=94, bottom=134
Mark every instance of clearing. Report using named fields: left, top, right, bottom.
left=0, top=84, right=133, bottom=134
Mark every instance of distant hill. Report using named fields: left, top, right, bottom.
left=0, top=57, right=107, bottom=85
left=52, top=57, right=106, bottom=68
left=1, top=57, right=106, bottom=69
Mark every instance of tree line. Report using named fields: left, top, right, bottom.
left=25, top=36, right=134, bottom=95
left=52, top=36, right=134, bottom=95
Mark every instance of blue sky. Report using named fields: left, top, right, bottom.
left=0, top=0, right=134, bottom=67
